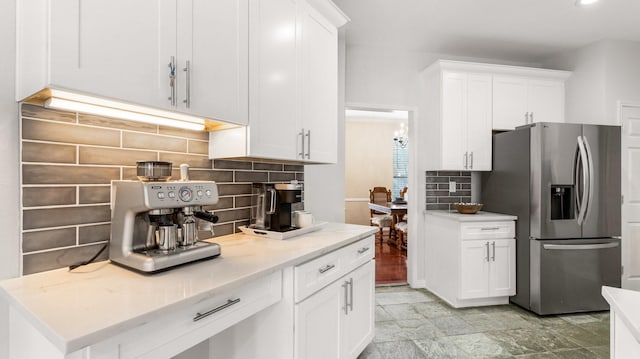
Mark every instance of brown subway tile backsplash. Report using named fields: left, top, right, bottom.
left=23, top=187, right=76, bottom=207
left=122, top=132, right=188, bottom=152
left=23, top=118, right=121, bottom=146
left=79, top=186, right=111, bottom=204
left=22, top=142, right=77, bottom=163
left=425, top=171, right=472, bottom=211
left=20, top=104, right=304, bottom=274
left=22, top=228, right=77, bottom=253
left=23, top=165, right=121, bottom=185
left=23, top=205, right=111, bottom=230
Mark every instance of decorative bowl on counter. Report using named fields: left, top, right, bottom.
left=453, top=202, right=483, bottom=214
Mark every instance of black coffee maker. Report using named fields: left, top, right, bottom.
left=251, top=182, right=302, bottom=232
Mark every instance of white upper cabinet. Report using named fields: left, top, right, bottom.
left=16, top=0, right=249, bottom=125
left=493, top=76, right=566, bottom=131
left=209, top=0, right=346, bottom=163
left=420, top=60, right=571, bottom=171
left=423, top=65, right=492, bottom=171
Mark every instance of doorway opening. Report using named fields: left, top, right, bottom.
left=344, top=107, right=410, bottom=285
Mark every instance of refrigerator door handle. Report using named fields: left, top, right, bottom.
left=582, top=135, right=595, bottom=222
left=543, top=242, right=619, bottom=250
left=575, top=136, right=589, bottom=225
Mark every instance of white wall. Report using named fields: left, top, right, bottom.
left=543, top=39, right=640, bottom=125
left=0, top=0, right=19, bottom=356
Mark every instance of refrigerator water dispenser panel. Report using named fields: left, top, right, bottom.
left=550, top=185, right=574, bottom=220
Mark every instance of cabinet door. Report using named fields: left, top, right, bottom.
left=441, top=72, right=467, bottom=170
left=527, top=79, right=564, bottom=124
left=489, top=239, right=516, bottom=297
left=299, top=3, right=338, bottom=163
left=248, top=0, right=299, bottom=161
left=459, top=241, right=490, bottom=299
left=465, top=74, right=492, bottom=171
left=342, top=261, right=375, bottom=359
left=295, top=279, right=342, bottom=359
left=182, top=0, right=249, bottom=125
left=50, top=0, right=167, bottom=109
left=492, top=76, right=528, bottom=130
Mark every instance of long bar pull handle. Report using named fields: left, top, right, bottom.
left=348, top=278, right=354, bottom=312
left=357, top=247, right=370, bottom=254
left=530, top=112, right=534, bottom=123
left=307, top=130, right=311, bottom=159
left=576, top=136, right=589, bottom=225
left=485, top=242, right=490, bottom=262
left=463, top=152, right=468, bottom=169
left=168, top=56, right=176, bottom=107
left=194, top=298, right=241, bottom=322
left=342, top=281, right=349, bottom=315
left=183, top=60, right=191, bottom=108
left=469, top=152, right=474, bottom=169
left=543, top=242, right=619, bottom=250
left=480, top=227, right=501, bottom=231
left=582, top=136, right=595, bottom=223
left=319, top=264, right=335, bottom=274
left=525, top=112, right=529, bottom=124
left=491, top=241, right=496, bottom=261
left=298, top=129, right=305, bottom=158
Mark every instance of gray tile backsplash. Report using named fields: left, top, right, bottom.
left=20, top=103, right=304, bottom=275
left=425, top=171, right=472, bottom=210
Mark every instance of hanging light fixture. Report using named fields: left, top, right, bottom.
left=393, top=122, right=408, bottom=148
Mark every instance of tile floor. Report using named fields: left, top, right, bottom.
left=358, top=286, right=610, bottom=359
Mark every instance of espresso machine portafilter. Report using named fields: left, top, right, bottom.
left=109, top=162, right=221, bottom=273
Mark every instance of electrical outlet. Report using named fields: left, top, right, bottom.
left=449, top=181, right=456, bottom=193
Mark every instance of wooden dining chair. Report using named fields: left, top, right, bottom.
left=369, top=187, right=392, bottom=243
left=395, top=186, right=408, bottom=251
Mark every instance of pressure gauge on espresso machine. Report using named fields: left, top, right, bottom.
left=178, top=186, right=193, bottom=202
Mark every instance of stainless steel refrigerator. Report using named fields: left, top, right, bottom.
left=481, top=122, right=621, bottom=315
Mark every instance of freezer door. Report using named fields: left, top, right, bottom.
left=581, top=125, right=621, bottom=238
left=531, top=123, right=583, bottom=239
left=530, top=238, right=621, bottom=315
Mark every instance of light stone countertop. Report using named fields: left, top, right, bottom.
left=602, top=286, right=640, bottom=343
left=425, top=210, right=517, bottom=222
left=0, top=222, right=378, bottom=354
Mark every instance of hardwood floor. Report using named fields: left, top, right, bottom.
left=374, top=232, right=407, bottom=285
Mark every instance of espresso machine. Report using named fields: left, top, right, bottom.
left=250, top=182, right=302, bottom=232
left=110, top=162, right=221, bottom=272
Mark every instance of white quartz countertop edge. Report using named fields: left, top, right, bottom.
left=602, top=286, right=640, bottom=343
left=424, top=210, right=517, bottom=222
left=0, top=222, right=378, bottom=354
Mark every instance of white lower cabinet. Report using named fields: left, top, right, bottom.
left=425, top=212, right=516, bottom=308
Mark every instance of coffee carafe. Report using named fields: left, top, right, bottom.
left=250, top=182, right=302, bottom=232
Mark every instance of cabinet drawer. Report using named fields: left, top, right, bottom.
left=94, top=270, right=282, bottom=359
left=461, top=221, right=514, bottom=240
left=294, top=236, right=374, bottom=303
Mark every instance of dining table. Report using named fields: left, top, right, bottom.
left=368, top=201, right=408, bottom=240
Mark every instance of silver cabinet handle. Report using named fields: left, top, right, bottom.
left=193, top=298, right=240, bottom=322
left=183, top=60, right=191, bottom=108
left=168, top=56, right=176, bottom=107
left=357, top=247, right=370, bottom=254
left=342, top=280, right=349, bottom=315
left=463, top=152, right=468, bottom=169
left=530, top=112, right=534, bottom=123
left=480, top=227, right=500, bottom=231
left=485, top=242, right=490, bottom=262
left=469, top=151, right=474, bottom=169
left=298, top=129, right=305, bottom=158
left=525, top=112, right=529, bottom=124
left=305, top=130, right=311, bottom=159
left=318, top=264, right=335, bottom=273
left=491, top=241, right=496, bottom=261
left=348, top=278, right=354, bottom=312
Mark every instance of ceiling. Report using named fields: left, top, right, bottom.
left=332, top=0, right=640, bottom=63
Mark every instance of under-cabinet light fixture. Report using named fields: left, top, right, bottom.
left=43, top=89, right=206, bottom=131
left=575, top=0, right=599, bottom=6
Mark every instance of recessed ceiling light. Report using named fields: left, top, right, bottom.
left=575, top=0, right=599, bottom=6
